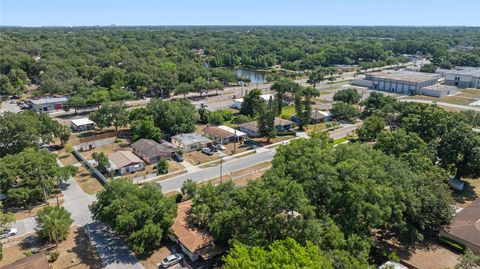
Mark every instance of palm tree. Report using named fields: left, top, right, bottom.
left=36, top=206, right=73, bottom=247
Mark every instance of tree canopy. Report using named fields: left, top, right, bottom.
left=90, top=179, right=177, bottom=256
left=147, top=99, right=198, bottom=136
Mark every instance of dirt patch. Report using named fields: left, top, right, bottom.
left=51, top=226, right=103, bottom=269
left=58, top=152, right=79, bottom=166
left=224, top=142, right=250, bottom=155
left=203, top=162, right=271, bottom=186
left=139, top=242, right=175, bottom=269
left=457, top=88, right=480, bottom=98
left=74, top=166, right=104, bottom=195
left=80, top=140, right=132, bottom=160
left=168, top=160, right=184, bottom=173
left=184, top=151, right=219, bottom=165
left=13, top=198, right=64, bottom=221
left=453, top=178, right=480, bottom=208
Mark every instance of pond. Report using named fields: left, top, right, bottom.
left=233, top=69, right=268, bottom=84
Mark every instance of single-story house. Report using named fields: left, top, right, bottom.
left=239, top=118, right=295, bottom=137
left=202, top=125, right=246, bottom=144
left=108, top=151, right=145, bottom=175
left=309, top=110, right=332, bottom=123
left=171, top=133, right=213, bottom=152
left=30, top=97, right=68, bottom=113
left=169, top=200, right=225, bottom=262
left=131, top=139, right=178, bottom=164
left=71, top=117, right=95, bottom=132
left=2, top=253, right=49, bottom=269
left=439, top=197, right=480, bottom=253
left=232, top=93, right=274, bottom=109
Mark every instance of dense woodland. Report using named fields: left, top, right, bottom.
left=1, top=26, right=480, bottom=103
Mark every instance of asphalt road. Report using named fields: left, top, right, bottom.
left=159, top=148, right=277, bottom=193
left=159, top=124, right=357, bottom=193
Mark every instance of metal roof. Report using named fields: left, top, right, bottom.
left=367, top=71, right=440, bottom=83
left=30, top=97, right=68, bottom=105
left=71, top=118, right=94, bottom=126
left=171, top=133, right=212, bottom=146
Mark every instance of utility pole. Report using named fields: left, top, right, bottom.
left=315, top=108, right=318, bottom=131
left=233, top=129, right=237, bottom=155
left=220, top=158, right=223, bottom=183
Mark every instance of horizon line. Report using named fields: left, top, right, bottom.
left=1, top=24, right=479, bottom=28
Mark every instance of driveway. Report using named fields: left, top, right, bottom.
left=0, top=101, right=21, bottom=114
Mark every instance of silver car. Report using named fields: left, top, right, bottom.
left=160, top=253, right=184, bottom=268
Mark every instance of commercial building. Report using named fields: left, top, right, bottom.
left=239, top=118, right=294, bottom=137
left=171, top=133, right=213, bottom=152
left=30, top=97, right=68, bottom=113
left=131, top=139, right=178, bottom=164
left=437, top=67, right=480, bottom=88
left=108, top=151, right=145, bottom=175
left=202, top=125, right=246, bottom=144
left=418, top=84, right=457, bottom=98
left=71, top=117, right=95, bottom=132
left=169, top=200, right=225, bottom=262
left=365, top=71, right=441, bottom=95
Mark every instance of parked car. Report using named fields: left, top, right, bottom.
left=160, top=253, right=184, bottom=268
left=213, top=144, right=226, bottom=151
left=281, top=141, right=290, bottom=145
left=208, top=145, right=218, bottom=152
left=0, top=228, right=18, bottom=239
left=172, top=152, right=184, bottom=162
left=202, top=148, right=214, bottom=155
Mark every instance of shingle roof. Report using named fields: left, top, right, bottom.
left=442, top=198, right=480, bottom=248
left=171, top=200, right=225, bottom=260
left=109, top=151, right=143, bottom=169
left=171, top=133, right=212, bottom=146
left=131, top=139, right=177, bottom=158
left=239, top=118, right=294, bottom=132
left=203, top=126, right=234, bottom=139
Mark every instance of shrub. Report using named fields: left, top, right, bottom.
left=439, top=237, right=465, bottom=253
left=49, top=251, right=60, bottom=262
left=277, top=131, right=296, bottom=136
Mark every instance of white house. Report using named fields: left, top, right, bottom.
left=108, top=151, right=144, bottom=175
left=232, top=93, right=274, bottom=109
left=71, top=118, right=95, bottom=132
left=171, top=133, right=213, bottom=152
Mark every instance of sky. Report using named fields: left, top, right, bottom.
left=1, top=0, right=479, bottom=27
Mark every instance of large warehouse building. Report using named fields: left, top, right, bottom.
left=437, top=67, right=480, bottom=88
left=365, top=71, right=441, bottom=95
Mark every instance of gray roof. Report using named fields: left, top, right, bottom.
left=437, top=66, right=480, bottom=77
left=131, top=139, right=177, bottom=158
left=109, top=151, right=143, bottom=169
left=366, top=70, right=440, bottom=83
left=30, top=97, right=68, bottom=105
left=171, top=133, right=212, bottom=146
left=239, top=118, right=294, bottom=132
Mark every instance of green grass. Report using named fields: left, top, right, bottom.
left=280, top=105, right=296, bottom=120
left=333, top=137, right=348, bottom=145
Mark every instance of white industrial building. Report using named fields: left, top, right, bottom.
left=364, top=71, right=441, bottom=95
left=30, top=97, right=68, bottom=113
left=437, top=67, right=480, bottom=88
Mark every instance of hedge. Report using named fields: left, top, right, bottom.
left=439, top=236, right=466, bottom=253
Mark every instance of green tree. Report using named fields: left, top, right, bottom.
left=55, top=125, right=71, bottom=147
left=361, top=92, right=397, bottom=115
left=0, top=202, right=14, bottom=260
left=36, top=206, right=73, bottom=247
left=240, top=89, right=265, bottom=117
left=92, top=151, right=109, bottom=172
left=131, top=117, right=162, bottom=141
left=0, top=74, right=15, bottom=96
left=181, top=179, right=198, bottom=200
left=333, top=88, right=361, bottom=104
left=330, top=102, right=360, bottom=122
left=456, top=249, right=480, bottom=269
left=420, top=63, right=438, bottom=73
left=307, top=67, right=327, bottom=87
left=224, top=238, right=333, bottom=269
left=0, top=148, right=76, bottom=208
left=258, top=97, right=277, bottom=142
left=90, top=179, right=177, bottom=256
left=90, top=102, right=129, bottom=131
left=174, top=82, right=194, bottom=98
left=271, top=78, right=297, bottom=114
left=157, top=159, right=168, bottom=175
left=357, top=115, right=385, bottom=142
left=147, top=99, right=198, bottom=136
